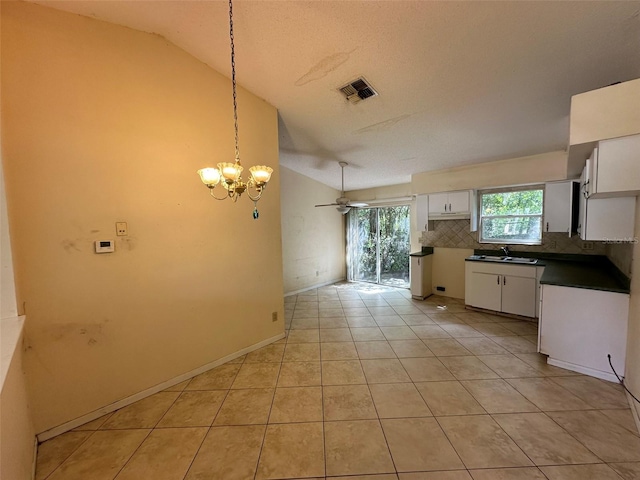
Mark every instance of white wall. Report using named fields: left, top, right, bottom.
left=1, top=152, right=17, bottom=319
left=1, top=146, right=35, bottom=480
left=1, top=322, right=35, bottom=480
left=281, top=167, right=346, bottom=293
left=2, top=1, right=284, bottom=433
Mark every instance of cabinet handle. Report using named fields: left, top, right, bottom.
left=444, top=203, right=447, bottom=212
left=497, top=275, right=500, bottom=285
left=503, top=276, right=506, bottom=285
left=546, top=222, right=549, bottom=232
left=418, top=258, right=420, bottom=266
left=449, top=203, right=452, bottom=212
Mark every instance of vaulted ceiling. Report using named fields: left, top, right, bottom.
left=31, top=1, right=640, bottom=190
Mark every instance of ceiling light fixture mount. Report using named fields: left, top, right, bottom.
left=315, top=161, right=369, bottom=214
left=197, top=0, right=273, bottom=219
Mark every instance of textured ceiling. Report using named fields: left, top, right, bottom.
left=30, top=1, right=640, bottom=191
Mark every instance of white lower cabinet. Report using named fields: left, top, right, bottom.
left=501, top=275, right=536, bottom=317
left=539, top=284, right=629, bottom=381
left=410, top=255, right=433, bottom=300
left=467, top=272, right=501, bottom=311
left=465, top=261, right=537, bottom=318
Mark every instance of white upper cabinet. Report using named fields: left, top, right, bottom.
left=416, top=191, right=477, bottom=231
left=544, top=181, right=577, bottom=234
left=578, top=164, right=636, bottom=241
left=428, top=190, right=471, bottom=216
left=587, top=134, right=640, bottom=198
left=415, top=194, right=429, bottom=231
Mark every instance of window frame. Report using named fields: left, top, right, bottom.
left=478, top=185, right=544, bottom=246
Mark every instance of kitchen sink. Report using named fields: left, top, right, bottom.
left=470, top=255, right=538, bottom=265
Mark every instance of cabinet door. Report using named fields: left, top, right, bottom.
left=428, top=193, right=448, bottom=214
left=466, top=272, right=501, bottom=311
left=410, top=256, right=423, bottom=297
left=448, top=191, right=470, bottom=214
left=578, top=167, right=588, bottom=240
left=594, top=134, right=640, bottom=196
left=415, top=195, right=429, bottom=231
left=544, top=182, right=571, bottom=233
left=501, top=275, right=536, bottom=317
left=584, top=196, right=636, bottom=241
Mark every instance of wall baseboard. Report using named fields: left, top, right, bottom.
left=284, top=277, right=346, bottom=297
left=628, top=391, right=640, bottom=437
left=36, top=331, right=285, bottom=443
left=546, top=358, right=619, bottom=383
left=31, top=437, right=38, bottom=480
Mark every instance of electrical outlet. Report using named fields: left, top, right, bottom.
left=549, top=240, right=557, bottom=249
left=582, top=241, right=594, bottom=250
left=272, top=312, right=278, bottom=322
left=116, top=222, right=128, bottom=236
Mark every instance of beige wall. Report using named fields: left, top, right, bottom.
left=431, top=247, right=473, bottom=299
left=626, top=196, right=640, bottom=421
left=570, top=78, right=640, bottom=146
left=2, top=1, right=284, bottom=433
left=411, top=150, right=568, bottom=194
left=346, top=183, right=413, bottom=203
left=281, top=167, right=346, bottom=293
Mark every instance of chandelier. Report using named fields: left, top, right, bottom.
left=197, top=0, right=273, bottom=219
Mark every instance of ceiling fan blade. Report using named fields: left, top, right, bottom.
left=315, top=203, right=339, bottom=207
left=348, top=202, right=369, bottom=208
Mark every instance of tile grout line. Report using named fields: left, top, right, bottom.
left=40, top=428, right=99, bottom=480
left=251, top=340, right=285, bottom=480
left=109, top=428, right=153, bottom=480
left=182, top=365, right=241, bottom=479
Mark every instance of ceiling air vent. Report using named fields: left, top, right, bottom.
left=338, top=77, right=378, bottom=104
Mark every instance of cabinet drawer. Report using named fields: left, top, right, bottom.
left=466, top=262, right=537, bottom=278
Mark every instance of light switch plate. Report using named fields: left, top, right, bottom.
left=95, top=240, right=115, bottom=253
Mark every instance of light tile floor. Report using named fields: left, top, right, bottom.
left=36, top=282, right=640, bottom=480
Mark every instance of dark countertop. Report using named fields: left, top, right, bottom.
left=539, top=259, right=629, bottom=293
left=410, top=247, right=434, bottom=257
left=467, top=249, right=630, bottom=294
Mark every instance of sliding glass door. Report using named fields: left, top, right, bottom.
left=348, top=205, right=410, bottom=288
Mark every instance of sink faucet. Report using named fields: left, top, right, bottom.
left=501, top=246, right=510, bottom=257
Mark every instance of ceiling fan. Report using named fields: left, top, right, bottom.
left=315, top=162, right=369, bottom=214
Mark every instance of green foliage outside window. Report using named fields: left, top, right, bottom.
left=480, top=189, right=543, bottom=244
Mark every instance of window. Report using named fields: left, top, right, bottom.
left=479, top=187, right=543, bottom=245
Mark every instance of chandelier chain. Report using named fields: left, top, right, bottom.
left=229, top=0, right=240, bottom=164
left=196, top=0, right=273, bottom=216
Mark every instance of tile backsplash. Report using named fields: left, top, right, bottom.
left=419, top=219, right=606, bottom=254
left=606, top=242, right=634, bottom=277
left=420, top=219, right=634, bottom=277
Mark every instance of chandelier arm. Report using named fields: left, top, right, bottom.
left=209, top=187, right=230, bottom=201
left=246, top=182, right=264, bottom=202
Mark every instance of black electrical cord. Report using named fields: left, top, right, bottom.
left=608, top=354, right=640, bottom=404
